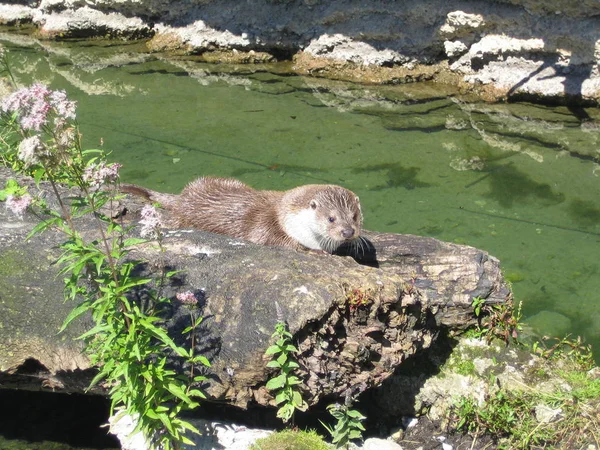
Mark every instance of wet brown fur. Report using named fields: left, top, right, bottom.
left=121, top=177, right=362, bottom=251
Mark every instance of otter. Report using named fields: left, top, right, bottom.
left=121, top=177, right=363, bottom=253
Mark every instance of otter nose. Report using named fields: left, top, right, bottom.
left=342, top=228, right=355, bottom=239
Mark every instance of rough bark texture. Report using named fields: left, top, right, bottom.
left=0, top=167, right=510, bottom=411
left=1, top=0, right=599, bottom=104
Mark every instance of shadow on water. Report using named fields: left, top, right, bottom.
left=481, top=162, right=565, bottom=208
left=353, top=163, right=432, bottom=191
left=568, top=199, right=600, bottom=227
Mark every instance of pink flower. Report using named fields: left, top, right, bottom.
left=139, top=204, right=162, bottom=238
left=17, top=135, right=44, bottom=166
left=82, top=162, right=122, bottom=188
left=176, top=291, right=198, bottom=305
left=49, top=90, right=76, bottom=119
left=1, top=83, right=77, bottom=131
left=6, top=194, right=32, bottom=218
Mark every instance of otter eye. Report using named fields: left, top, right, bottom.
left=328, top=217, right=336, bottom=223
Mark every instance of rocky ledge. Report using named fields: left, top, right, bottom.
left=1, top=0, right=599, bottom=105
left=0, top=166, right=509, bottom=411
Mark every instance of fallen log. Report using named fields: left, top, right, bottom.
left=0, top=167, right=510, bottom=410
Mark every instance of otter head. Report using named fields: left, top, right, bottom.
left=282, top=185, right=362, bottom=253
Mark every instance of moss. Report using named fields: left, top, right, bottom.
left=504, top=271, right=526, bottom=283
left=249, top=429, right=330, bottom=450
left=454, top=359, right=476, bottom=376
left=0, top=249, right=30, bottom=277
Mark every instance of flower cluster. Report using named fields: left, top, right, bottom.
left=1, top=83, right=76, bottom=132
left=82, top=162, right=122, bottom=188
left=17, top=135, right=45, bottom=166
left=176, top=291, right=198, bottom=306
left=5, top=193, right=32, bottom=219
left=139, top=204, right=163, bottom=239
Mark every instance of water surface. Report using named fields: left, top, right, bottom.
left=2, top=33, right=600, bottom=357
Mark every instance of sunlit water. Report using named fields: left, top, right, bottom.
left=1, top=34, right=599, bottom=356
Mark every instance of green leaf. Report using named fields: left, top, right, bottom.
left=157, top=412, right=175, bottom=434
left=188, top=389, right=207, bottom=399
left=285, top=344, right=299, bottom=353
left=265, top=374, right=286, bottom=390
left=86, top=370, right=107, bottom=392
left=266, top=360, right=281, bottom=369
left=26, top=217, right=61, bottom=240
left=166, top=382, right=193, bottom=404
left=275, top=391, right=289, bottom=405
left=33, top=168, right=45, bottom=185
left=353, top=423, right=366, bottom=432
left=349, top=429, right=363, bottom=439
left=145, top=409, right=160, bottom=420
left=286, top=376, right=302, bottom=386
left=166, top=270, right=184, bottom=278
left=276, top=352, right=288, bottom=366
left=319, top=420, right=334, bottom=435
left=192, top=355, right=211, bottom=367
left=292, top=390, right=307, bottom=410
left=347, top=409, right=366, bottom=419
left=82, top=149, right=104, bottom=156
left=123, top=237, right=147, bottom=247
left=59, top=300, right=92, bottom=333
left=276, top=403, right=294, bottom=422
left=178, top=419, right=201, bottom=435
left=264, top=345, right=281, bottom=356
left=117, top=277, right=153, bottom=292
left=76, top=323, right=111, bottom=340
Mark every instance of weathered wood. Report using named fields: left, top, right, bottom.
left=0, top=167, right=510, bottom=410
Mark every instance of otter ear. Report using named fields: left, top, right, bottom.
left=310, top=199, right=318, bottom=210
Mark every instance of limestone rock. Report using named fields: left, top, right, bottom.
left=361, top=437, right=404, bottom=450
left=1, top=0, right=599, bottom=103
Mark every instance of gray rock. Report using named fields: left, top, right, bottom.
left=361, top=437, right=404, bottom=450
left=0, top=167, right=509, bottom=409
left=534, top=403, right=562, bottom=423
left=108, top=412, right=273, bottom=450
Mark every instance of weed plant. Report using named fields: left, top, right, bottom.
left=265, top=321, right=308, bottom=423
left=0, top=47, right=209, bottom=449
left=321, top=402, right=366, bottom=449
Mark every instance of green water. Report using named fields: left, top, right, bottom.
left=1, top=34, right=600, bottom=354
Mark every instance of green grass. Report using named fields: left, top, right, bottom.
left=249, top=429, right=330, bottom=450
